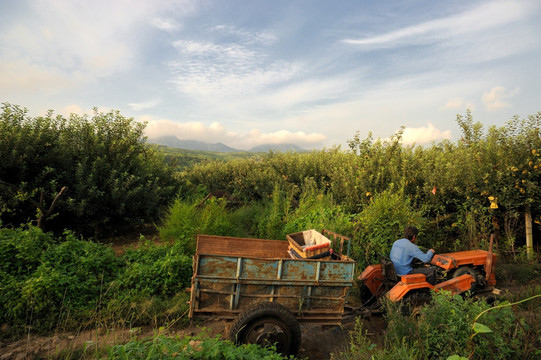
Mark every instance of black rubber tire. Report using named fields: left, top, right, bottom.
left=453, top=266, right=483, bottom=293
left=399, top=289, right=432, bottom=316
left=359, top=282, right=377, bottom=307
left=229, top=302, right=301, bottom=356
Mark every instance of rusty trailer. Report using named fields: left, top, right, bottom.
left=188, top=231, right=355, bottom=355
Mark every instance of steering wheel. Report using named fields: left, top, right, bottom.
left=411, top=258, right=425, bottom=267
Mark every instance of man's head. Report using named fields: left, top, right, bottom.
left=404, top=226, right=419, bottom=242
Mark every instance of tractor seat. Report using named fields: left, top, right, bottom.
left=381, top=258, right=399, bottom=283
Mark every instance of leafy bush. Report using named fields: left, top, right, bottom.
left=158, top=196, right=239, bottom=253
left=283, top=179, right=353, bottom=236
left=0, top=225, right=54, bottom=276
left=335, top=291, right=535, bottom=360
left=115, top=240, right=192, bottom=297
left=0, top=226, right=194, bottom=337
left=0, top=103, right=180, bottom=237
left=351, top=187, right=425, bottom=268
left=0, top=227, right=120, bottom=334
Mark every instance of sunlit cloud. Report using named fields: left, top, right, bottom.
left=128, top=98, right=162, bottom=111
left=482, top=86, right=519, bottom=111
left=0, top=60, right=75, bottom=95
left=440, top=98, right=475, bottom=111
left=141, top=117, right=325, bottom=150
left=61, top=104, right=87, bottom=116
left=402, top=123, right=452, bottom=145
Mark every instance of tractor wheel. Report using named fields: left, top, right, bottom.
left=399, top=289, right=432, bottom=316
left=229, top=302, right=301, bottom=356
left=453, top=267, right=484, bottom=293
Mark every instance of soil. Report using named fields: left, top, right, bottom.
left=0, top=314, right=386, bottom=360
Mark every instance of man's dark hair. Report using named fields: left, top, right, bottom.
left=404, top=226, right=418, bottom=240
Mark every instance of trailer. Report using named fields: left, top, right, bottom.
left=188, top=231, right=356, bottom=356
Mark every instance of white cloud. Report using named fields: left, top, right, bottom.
left=482, top=86, right=519, bottom=111
left=343, top=1, right=528, bottom=48
left=61, top=104, right=88, bottom=116
left=168, top=28, right=299, bottom=97
left=440, top=98, right=475, bottom=111
left=0, top=1, right=189, bottom=93
left=128, top=98, right=162, bottom=111
left=401, top=123, right=452, bottom=145
left=151, top=18, right=181, bottom=32
left=0, top=60, right=76, bottom=95
left=141, top=117, right=326, bottom=150
left=441, top=98, right=464, bottom=110
left=212, top=25, right=277, bottom=45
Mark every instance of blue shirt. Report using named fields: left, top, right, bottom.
left=390, top=238, right=434, bottom=275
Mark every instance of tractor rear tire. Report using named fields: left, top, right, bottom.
left=453, top=267, right=484, bottom=293
left=229, top=302, right=301, bottom=356
left=399, top=289, right=432, bottom=316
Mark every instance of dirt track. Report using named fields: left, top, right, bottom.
left=0, top=314, right=387, bottom=360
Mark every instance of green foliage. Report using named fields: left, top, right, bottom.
left=0, top=225, right=193, bottom=337
left=152, top=144, right=258, bottom=170
left=107, top=332, right=293, bottom=360
left=115, top=240, right=192, bottom=297
left=252, top=183, right=294, bottom=240
left=335, top=292, right=536, bottom=360
left=0, top=225, right=54, bottom=276
left=0, top=103, right=180, bottom=237
left=178, top=111, right=541, bottom=259
left=158, top=196, right=239, bottom=253
left=351, top=187, right=425, bottom=267
left=330, top=318, right=377, bottom=360
left=383, top=292, right=530, bottom=359
left=283, top=180, right=353, bottom=239
left=102, top=292, right=190, bottom=329
left=0, top=227, right=121, bottom=333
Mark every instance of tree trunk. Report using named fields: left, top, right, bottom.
left=525, top=205, right=534, bottom=260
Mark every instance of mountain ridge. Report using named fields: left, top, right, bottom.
left=148, top=136, right=306, bottom=153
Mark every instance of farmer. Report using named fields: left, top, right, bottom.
left=390, top=226, right=436, bottom=285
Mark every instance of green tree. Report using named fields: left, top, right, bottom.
left=0, top=103, right=180, bottom=237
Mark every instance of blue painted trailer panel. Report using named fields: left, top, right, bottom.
left=189, top=234, right=356, bottom=325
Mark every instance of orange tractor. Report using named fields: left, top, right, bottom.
left=358, top=235, right=497, bottom=309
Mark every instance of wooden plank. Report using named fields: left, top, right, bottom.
left=197, top=234, right=289, bottom=258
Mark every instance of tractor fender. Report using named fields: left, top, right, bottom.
left=386, top=274, right=434, bottom=302
left=434, top=273, right=475, bottom=294
left=358, top=264, right=384, bottom=296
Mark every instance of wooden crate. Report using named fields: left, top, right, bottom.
left=286, top=229, right=331, bottom=259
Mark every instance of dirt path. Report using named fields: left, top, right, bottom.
left=0, top=314, right=386, bottom=359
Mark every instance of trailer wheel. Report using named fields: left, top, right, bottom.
left=453, top=266, right=483, bottom=293
left=229, top=302, right=301, bottom=356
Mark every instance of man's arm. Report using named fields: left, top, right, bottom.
left=410, top=244, right=434, bottom=263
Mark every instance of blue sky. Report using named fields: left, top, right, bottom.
left=1, top=0, right=540, bottom=150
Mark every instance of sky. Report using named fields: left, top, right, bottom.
left=1, top=0, right=540, bottom=150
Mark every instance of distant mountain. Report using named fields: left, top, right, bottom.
left=249, top=143, right=306, bottom=152
left=149, top=136, right=238, bottom=152
left=148, top=136, right=306, bottom=153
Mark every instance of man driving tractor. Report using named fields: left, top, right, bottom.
left=390, top=226, right=437, bottom=285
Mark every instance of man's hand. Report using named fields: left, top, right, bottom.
left=429, top=249, right=435, bottom=253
